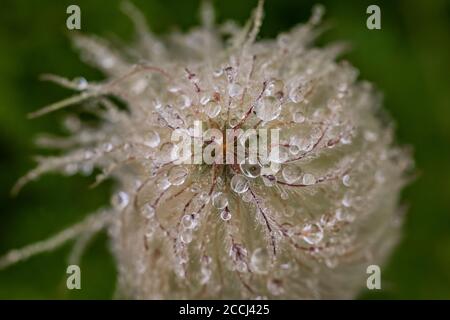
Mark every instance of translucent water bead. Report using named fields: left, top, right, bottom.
left=336, top=208, right=354, bottom=222
left=158, top=142, right=178, bottom=162
left=255, top=96, right=281, bottom=122
left=282, top=165, right=302, bottom=184
left=265, top=79, right=284, bottom=97
left=228, top=82, right=243, bottom=97
left=240, top=161, right=261, bottom=178
left=204, top=100, right=221, bottom=118
left=342, top=193, right=352, bottom=208
left=342, top=174, right=351, bottom=187
left=292, top=111, right=305, bottom=123
left=262, top=174, right=276, bottom=187
left=220, top=210, right=231, bottom=221
left=289, top=81, right=312, bottom=104
left=180, top=229, right=193, bottom=244
left=230, top=174, right=249, bottom=194
left=144, top=131, right=160, bottom=148
left=301, top=223, right=323, bottom=245
left=212, top=192, right=228, bottom=209
left=250, top=248, right=270, bottom=274
left=73, top=77, right=88, bottom=90
left=168, top=166, right=188, bottom=186
left=156, top=177, right=170, bottom=190
left=182, top=214, right=197, bottom=229
left=176, top=94, right=191, bottom=109
left=302, top=173, right=316, bottom=185
left=111, top=191, right=129, bottom=210
left=141, top=203, right=155, bottom=219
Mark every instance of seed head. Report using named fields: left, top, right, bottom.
left=2, top=1, right=412, bottom=299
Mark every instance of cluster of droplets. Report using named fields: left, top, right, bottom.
left=4, top=1, right=412, bottom=300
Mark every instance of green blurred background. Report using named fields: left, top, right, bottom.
left=0, top=0, right=449, bottom=299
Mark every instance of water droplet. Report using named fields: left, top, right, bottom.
left=265, top=79, right=284, bottom=97
left=220, top=210, right=231, bottom=221
left=301, top=223, right=323, bottom=244
left=158, top=142, right=178, bottom=162
left=250, top=248, right=270, bottom=274
left=228, top=116, right=239, bottom=127
left=342, top=194, right=352, bottom=207
left=240, top=162, right=261, bottom=178
left=341, top=134, right=352, bottom=145
left=336, top=208, right=353, bottom=222
left=111, top=191, right=129, bottom=210
left=190, top=183, right=201, bottom=193
left=255, top=96, right=281, bottom=122
left=182, top=214, right=196, bottom=229
left=200, top=95, right=210, bottom=105
left=141, top=203, right=155, bottom=219
left=230, top=174, right=249, bottom=194
left=228, top=82, right=243, bottom=97
left=212, top=192, right=228, bottom=209
left=267, top=278, right=284, bottom=296
left=292, top=111, right=305, bottom=123
left=176, top=94, right=191, bottom=109
left=180, top=229, right=193, bottom=244
left=282, top=166, right=302, bottom=184
left=213, top=68, right=223, bottom=77
left=289, top=144, right=300, bottom=155
left=205, top=100, right=221, bottom=118
left=302, top=173, right=316, bottom=185
left=168, top=166, right=188, bottom=186
left=342, top=174, right=351, bottom=187
left=156, top=177, right=170, bottom=190
left=262, top=175, right=276, bottom=187
left=74, top=77, right=88, bottom=90
left=144, top=131, right=160, bottom=148
left=102, top=143, right=113, bottom=152
left=289, top=82, right=312, bottom=103
left=197, top=191, right=210, bottom=204
left=261, top=158, right=280, bottom=173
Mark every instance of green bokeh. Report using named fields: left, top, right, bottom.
left=0, top=0, right=449, bottom=299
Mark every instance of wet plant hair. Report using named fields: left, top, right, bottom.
left=1, top=1, right=412, bottom=299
